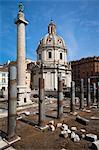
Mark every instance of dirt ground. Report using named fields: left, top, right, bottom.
left=0, top=100, right=99, bottom=150
left=13, top=108, right=99, bottom=150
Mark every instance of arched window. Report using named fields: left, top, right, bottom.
left=39, top=54, right=41, bottom=60
left=48, top=51, right=52, bottom=59
left=60, top=53, right=62, bottom=60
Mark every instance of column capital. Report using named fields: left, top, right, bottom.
left=15, top=11, right=28, bottom=25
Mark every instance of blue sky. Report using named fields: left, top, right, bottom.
left=0, top=0, right=99, bottom=64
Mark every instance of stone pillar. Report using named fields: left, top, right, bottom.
left=7, top=62, right=17, bottom=140
left=97, top=82, right=99, bottom=107
left=39, top=78, right=45, bottom=126
left=15, top=4, right=31, bottom=106
left=80, top=79, right=84, bottom=109
left=87, top=78, right=91, bottom=107
left=70, top=81, right=75, bottom=112
left=57, top=75, right=63, bottom=119
left=93, top=83, right=96, bottom=104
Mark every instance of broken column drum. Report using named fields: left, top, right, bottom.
left=7, top=63, right=17, bottom=139
left=87, top=78, right=91, bottom=107
left=70, top=81, right=75, bottom=112
left=80, top=79, right=84, bottom=109
left=39, top=78, right=45, bottom=126
left=57, top=75, right=63, bottom=119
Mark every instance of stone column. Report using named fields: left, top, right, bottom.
left=87, top=78, right=91, bottom=107
left=7, top=62, right=17, bottom=140
left=15, top=5, right=31, bottom=106
left=80, top=79, right=84, bottom=109
left=57, top=75, right=63, bottom=119
left=70, top=81, right=75, bottom=112
left=39, top=78, right=45, bottom=126
left=97, top=82, right=99, bottom=107
left=93, top=83, right=96, bottom=104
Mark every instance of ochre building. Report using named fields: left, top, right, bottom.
left=71, top=56, right=99, bottom=87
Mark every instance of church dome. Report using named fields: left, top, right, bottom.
left=37, top=21, right=66, bottom=50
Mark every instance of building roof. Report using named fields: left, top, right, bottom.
left=71, top=56, right=99, bottom=65
left=0, top=66, right=8, bottom=72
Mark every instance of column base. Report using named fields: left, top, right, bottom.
left=17, top=86, right=32, bottom=107
left=4, top=135, right=21, bottom=145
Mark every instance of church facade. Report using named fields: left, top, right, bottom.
left=28, top=21, right=71, bottom=91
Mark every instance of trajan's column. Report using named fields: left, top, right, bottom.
left=15, top=2, right=31, bottom=106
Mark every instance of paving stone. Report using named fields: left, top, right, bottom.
left=0, top=139, right=8, bottom=149
left=5, top=146, right=16, bottom=150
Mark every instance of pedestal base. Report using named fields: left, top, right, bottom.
left=17, top=86, right=32, bottom=107
left=5, top=135, right=21, bottom=145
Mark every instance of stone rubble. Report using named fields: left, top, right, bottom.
left=90, top=116, right=99, bottom=120
left=24, top=111, right=30, bottom=116
left=49, top=120, right=54, bottom=125
left=80, top=129, right=86, bottom=133
left=67, top=129, right=71, bottom=134
left=57, top=123, right=62, bottom=128
left=61, top=124, right=68, bottom=131
left=92, top=140, right=99, bottom=150
left=83, top=109, right=91, bottom=113
left=71, top=126, right=77, bottom=131
left=82, top=134, right=85, bottom=139
left=49, top=125, right=55, bottom=132
left=85, top=134, right=97, bottom=142
left=74, top=134, right=80, bottom=142
left=59, top=123, right=81, bottom=142
left=60, top=131, right=68, bottom=138
left=71, top=132, right=76, bottom=139
left=76, top=115, right=89, bottom=125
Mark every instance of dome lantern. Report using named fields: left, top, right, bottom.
left=48, top=20, right=56, bottom=35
